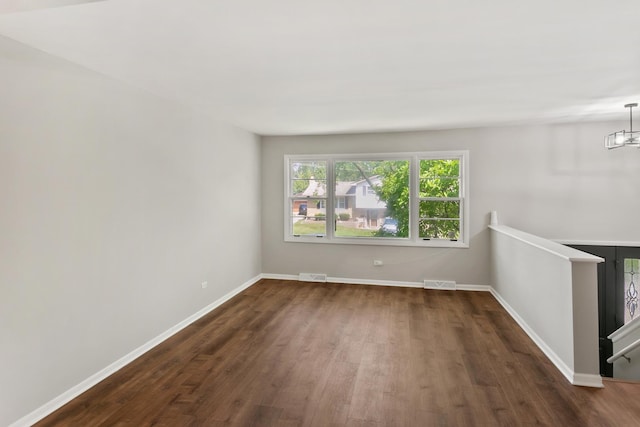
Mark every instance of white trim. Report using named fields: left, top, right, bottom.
left=456, top=284, right=492, bottom=292
left=489, top=287, right=603, bottom=388
left=571, top=373, right=604, bottom=388
left=555, top=239, right=640, bottom=248
left=260, top=273, right=299, bottom=281
left=328, top=276, right=423, bottom=288
left=489, top=225, right=604, bottom=263
left=260, top=273, right=488, bottom=291
left=261, top=273, right=423, bottom=288
left=9, top=274, right=263, bottom=427
left=285, top=236, right=470, bottom=248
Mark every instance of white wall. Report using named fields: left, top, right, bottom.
left=261, top=122, right=640, bottom=284
left=0, top=36, right=261, bottom=426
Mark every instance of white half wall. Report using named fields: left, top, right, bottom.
left=490, top=227, right=573, bottom=373
left=261, top=122, right=639, bottom=285
left=489, top=225, right=602, bottom=386
left=0, top=36, right=261, bottom=426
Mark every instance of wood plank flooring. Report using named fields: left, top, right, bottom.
left=36, top=279, right=640, bottom=426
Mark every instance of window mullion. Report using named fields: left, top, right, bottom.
left=410, top=155, right=419, bottom=243
left=326, top=159, right=335, bottom=239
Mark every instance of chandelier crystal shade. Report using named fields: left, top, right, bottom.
left=605, top=103, right=640, bottom=149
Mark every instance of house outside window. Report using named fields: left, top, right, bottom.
left=284, top=151, right=469, bottom=247
left=287, top=160, right=327, bottom=236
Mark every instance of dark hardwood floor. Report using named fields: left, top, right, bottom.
left=36, top=279, right=640, bottom=426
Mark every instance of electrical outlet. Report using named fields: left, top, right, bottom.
left=373, top=260, right=383, bottom=266
left=201, top=281, right=208, bottom=289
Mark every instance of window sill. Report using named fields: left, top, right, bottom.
left=284, top=235, right=469, bottom=248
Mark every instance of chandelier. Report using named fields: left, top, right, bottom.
left=605, top=103, right=639, bottom=149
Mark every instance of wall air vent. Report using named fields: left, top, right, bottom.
left=298, top=273, right=328, bottom=283
left=424, top=280, right=456, bottom=290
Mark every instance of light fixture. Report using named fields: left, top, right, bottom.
left=605, top=103, right=640, bottom=149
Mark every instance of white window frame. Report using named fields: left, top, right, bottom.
left=284, top=151, right=469, bottom=248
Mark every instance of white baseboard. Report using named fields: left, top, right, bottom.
left=260, top=273, right=298, bottom=281
left=488, top=288, right=603, bottom=388
left=572, top=373, right=604, bottom=388
left=456, top=284, right=492, bottom=292
left=328, top=276, right=424, bottom=288
left=261, top=273, right=422, bottom=287
left=260, top=273, right=487, bottom=291
left=10, top=274, right=263, bottom=427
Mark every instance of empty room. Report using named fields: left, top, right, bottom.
left=2, top=0, right=640, bottom=426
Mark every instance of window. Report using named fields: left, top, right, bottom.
left=284, top=151, right=469, bottom=247
left=287, top=160, right=327, bottom=237
left=419, top=158, right=462, bottom=240
left=334, top=159, right=409, bottom=239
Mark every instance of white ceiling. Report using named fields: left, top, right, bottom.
left=0, top=0, right=105, bottom=14
left=0, top=0, right=639, bottom=135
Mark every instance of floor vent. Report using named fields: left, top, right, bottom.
left=424, top=280, right=457, bottom=290
left=299, top=273, right=328, bottom=283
